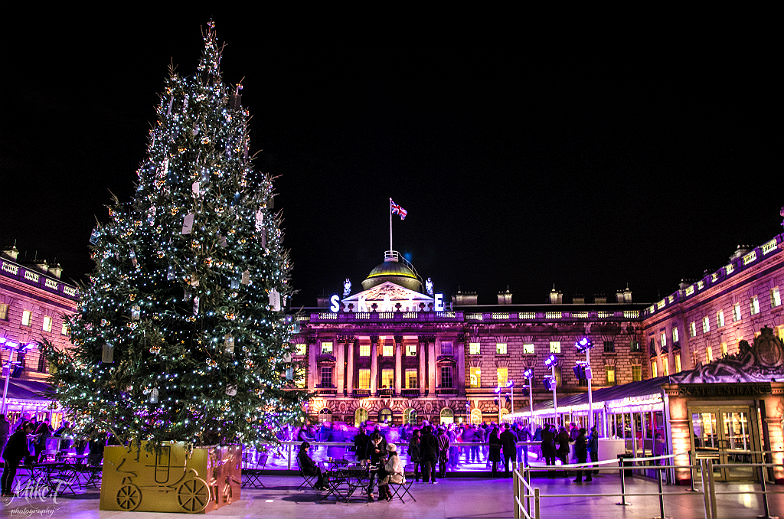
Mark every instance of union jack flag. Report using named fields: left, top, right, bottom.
left=390, top=198, right=407, bottom=220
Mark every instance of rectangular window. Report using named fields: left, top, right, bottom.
left=37, top=353, right=46, bottom=373
left=469, top=342, right=481, bottom=355
left=523, top=343, right=535, bottom=354
left=42, top=316, right=52, bottom=332
left=406, top=344, right=417, bottom=356
left=549, top=341, right=561, bottom=354
left=440, top=366, right=453, bottom=388
left=733, top=303, right=742, bottom=322
left=469, top=367, right=481, bottom=388
left=497, top=367, right=508, bottom=386
left=405, top=368, right=418, bottom=388
left=358, top=369, right=371, bottom=389
left=720, top=342, right=728, bottom=357
left=630, top=340, right=642, bottom=353
left=660, top=332, right=667, bottom=349
left=702, top=317, right=710, bottom=333
left=672, top=327, right=679, bottom=345
left=674, top=353, right=682, bottom=373
left=0, top=303, right=8, bottom=320
left=553, top=366, right=562, bottom=386
left=440, top=342, right=453, bottom=355
left=360, top=344, right=371, bottom=357
left=496, top=343, right=507, bottom=355
left=61, top=321, right=70, bottom=336
left=631, top=365, right=642, bottom=382
left=603, top=341, right=615, bottom=353
left=651, top=360, right=658, bottom=378
left=689, top=321, right=697, bottom=337
left=772, top=287, right=782, bottom=308
left=662, top=357, right=669, bottom=376
left=320, top=341, right=333, bottom=355
left=750, top=295, right=760, bottom=315
left=381, top=368, right=394, bottom=389
left=606, top=366, right=616, bottom=385
left=716, top=310, right=725, bottom=328
left=382, top=344, right=394, bottom=357
left=295, top=367, right=305, bottom=388
left=320, top=366, right=333, bottom=387
left=21, top=310, right=32, bottom=327
left=706, top=346, right=713, bottom=363
left=295, top=343, right=307, bottom=356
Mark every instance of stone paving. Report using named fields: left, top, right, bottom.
left=0, top=473, right=781, bottom=519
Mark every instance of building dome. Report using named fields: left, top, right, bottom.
left=361, top=251, right=424, bottom=293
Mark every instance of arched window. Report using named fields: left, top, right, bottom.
left=318, top=408, right=332, bottom=423
left=403, top=408, right=418, bottom=425
left=354, top=408, right=368, bottom=427
left=499, top=408, right=509, bottom=422
left=440, top=408, right=454, bottom=425
left=378, top=408, right=393, bottom=424
left=470, top=408, right=482, bottom=425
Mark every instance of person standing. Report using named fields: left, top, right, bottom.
left=517, top=424, right=531, bottom=467
left=353, top=424, right=370, bottom=463
left=408, top=429, right=422, bottom=482
left=2, top=422, right=35, bottom=496
left=541, top=424, right=556, bottom=473
left=0, top=416, right=9, bottom=458
left=556, top=426, right=571, bottom=475
left=437, top=427, right=450, bottom=478
left=574, top=428, right=591, bottom=483
left=420, top=425, right=439, bottom=484
left=588, top=426, right=599, bottom=476
left=500, top=423, right=518, bottom=476
left=488, top=426, right=502, bottom=476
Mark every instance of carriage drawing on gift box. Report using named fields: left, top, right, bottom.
left=112, top=444, right=211, bottom=513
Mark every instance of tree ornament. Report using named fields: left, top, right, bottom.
left=102, top=343, right=115, bottom=363
left=182, top=213, right=195, bottom=234
left=226, top=385, right=237, bottom=396
left=149, top=387, right=159, bottom=404
left=131, top=305, right=141, bottom=321
left=241, top=270, right=250, bottom=285
left=224, top=334, right=235, bottom=354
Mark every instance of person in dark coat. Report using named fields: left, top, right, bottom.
left=353, top=425, right=370, bottom=462
left=573, top=428, right=591, bottom=483
left=588, top=426, right=599, bottom=475
left=419, top=425, right=439, bottom=483
left=499, top=423, right=518, bottom=476
left=540, top=424, right=556, bottom=471
left=297, top=442, right=326, bottom=490
left=2, top=422, right=34, bottom=496
left=408, top=429, right=422, bottom=481
left=555, top=426, right=571, bottom=473
left=32, top=421, right=52, bottom=462
left=488, top=426, right=502, bottom=475
left=0, top=415, right=9, bottom=458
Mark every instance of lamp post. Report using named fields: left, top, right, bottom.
left=544, top=354, right=559, bottom=427
left=494, top=380, right=515, bottom=424
left=575, top=337, right=595, bottom=429
left=523, top=368, right=534, bottom=433
left=1, top=339, right=34, bottom=415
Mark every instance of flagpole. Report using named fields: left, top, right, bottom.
left=389, top=198, right=393, bottom=252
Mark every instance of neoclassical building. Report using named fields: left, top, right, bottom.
left=291, top=213, right=784, bottom=428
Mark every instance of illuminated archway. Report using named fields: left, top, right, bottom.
left=470, top=408, right=482, bottom=425
left=403, top=408, right=418, bottom=425
left=354, top=408, right=368, bottom=427
left=440, top=408, right=455, bottom=425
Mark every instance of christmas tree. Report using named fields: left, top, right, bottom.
left=43, top=22, right=304, bottom=448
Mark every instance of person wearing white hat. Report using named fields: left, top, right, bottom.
left=377, top=443, right=405, bottom=501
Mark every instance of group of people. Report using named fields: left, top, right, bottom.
left=539, top=422, right=600, bottom=483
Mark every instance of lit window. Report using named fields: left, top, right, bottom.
left=523, top=343, right=535, bottom=354
left=631, top=365, right=642, bottom=382
left=497, top=367, right=508, bottom=386
left=660, top=332, right=667, bottom=348
left=320, top=342, right=333, bottom=355
left=733, top=303, right=742, bottom=322
left=21, top=310, right=32, bottom=327
left=382, top=344, right=394, bottom=357
left=42, top=316, right=52, bottom=332
left=706, top=346, right=713, bottom=363
left=469, top=367, right=481, bottom=388
left=405, top=369, right=418, bottom=388
left=772, top=287, right=782, bottom=308
left=549, top=341, right=561, bottom=353
left=716, top=310, right=725, bottom=328
left=61, top=321, right=70, bottom=336
left=406, top=344, right=417, bottom=356
left=672, top=327, right=679, bottom=344
left=674, top=353, right=681, bottom=373
left=720, top=342, right=728, bottom=357
left=360, top=345, right=370, bottom=357
left=651, top=360, right=658, bottom=378
left=496, top=343, right=507, bottom=355
left=358, top=369, right=371, bottom=389
left=662, top=357, right=669, bottom=376
left=0, top=303, right=8, bottom=320
left=440, top=366, right=453, bottom=388
left=689, top=321, right=697, bottom=337
left=295, top=343, right=307, bottom=356
left=606, top=366, right=616, bottom=385
left=702, top=317, right=710, bottom=333
left=469, top=342, right=481, bottom=355
left=295, top=367, right=305, bottom=388
left=381, top=369, right=394, bottom=389
left=750, top=296, right=760, bottom=315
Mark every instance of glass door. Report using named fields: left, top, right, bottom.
left=689, top=406, right=759, bottom=482
left=720, top=410, right=755, bottom=481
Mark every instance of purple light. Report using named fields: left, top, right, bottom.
left=575, top=337, right=594, bottom=352
left=523, top=368, right=534, bottom=379
left=0, top=338, right=5, bottom=344
left=545, top=354, right=558, bottom=367
left=506, top=380, right=514, bottom=388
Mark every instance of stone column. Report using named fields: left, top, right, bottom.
left=346, top=339, right=355, bottom=396
left=370, top=336, right=379, bottom=395
left=428, top=339, right=437, bottom=395
left=336, top=336, right=346, bottom=394
left=679, top=315, right=695, bottom=370
left=418, top=337, right=427, bottom=397
left=456, top=335, right=466, bottom=396
left=394, top=335, right=403, bottom=396
left=307, top=337, right=317, bottom=390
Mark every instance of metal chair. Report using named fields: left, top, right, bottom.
left=389, top=472, right=416, bottom=502
left=297, top=467, right=318, bottom=490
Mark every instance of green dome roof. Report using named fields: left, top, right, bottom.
left=361, top=253, right=423, bottom=292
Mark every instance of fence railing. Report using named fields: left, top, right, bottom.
left=512, top=451, right=784, bottom=519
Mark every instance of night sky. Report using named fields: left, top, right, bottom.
left=2, top=16, right=783, bottom=307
